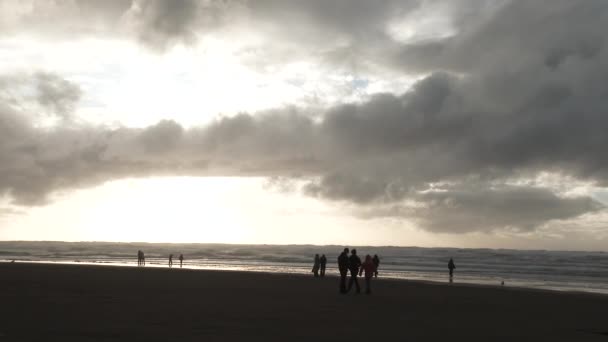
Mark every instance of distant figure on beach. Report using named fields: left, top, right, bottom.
left=372, top=254, right=380, bottom=278
left=359, top=254, right=376, bottom=294
left=137, top=250, right=144, bottom=266
left=179, top=254, right=184, bottom=268
left=338, top=248, right=350, bottom=293
left=312, top=254, right=320, bottom=277
left=448, top=258, right=456, bottom=283
left=319, top=254, right=327, bottom=277
left=169, top=254, right=173, bottom=268
left=347, top=249, right=362, bottom=294
left=141, top=251, right=145, bottom=266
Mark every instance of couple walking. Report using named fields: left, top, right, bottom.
left=137, top=250, right=146, bottom=266
left=312, top=254, right=327, bottom=277
left=338, top=248, right=378, bottom=294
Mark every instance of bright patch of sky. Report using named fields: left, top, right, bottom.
left=1, top=35, right=418, bottom=128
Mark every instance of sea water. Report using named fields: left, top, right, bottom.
left=1, top=241, right=606, bottom=294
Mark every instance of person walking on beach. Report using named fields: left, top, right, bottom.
left=179, top=254, right=184, bottom=268
left=372, top=254, right=380, bottom=278
left=141, top=251, right=145, bottom=266
left=319, top=254, right=327, bottom=277
left=448, top=258, right=456, bottom=283
left=137, top=250, right=142, bottom=266
left=169, top=254, right=173, bottom=268
left=338, top=248, right=350, bottom=293
left=347, top=249, right=362, bottom=294
left=312, top=254, right=321, bottom=277
left=359, top=254, right=376, bottom=294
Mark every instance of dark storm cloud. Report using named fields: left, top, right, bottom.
left=356, top=184, right=603, bottom=233
left=390, top=1, right=608, bottom=74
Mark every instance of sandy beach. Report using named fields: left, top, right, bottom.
left=1, top=262, right=607, bottom=341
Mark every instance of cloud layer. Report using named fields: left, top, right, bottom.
left=1, top=1, right=608, bottom=234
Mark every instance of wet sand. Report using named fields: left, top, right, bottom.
left=1, top=262, right=607, bottom=341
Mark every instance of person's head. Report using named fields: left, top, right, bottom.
left=365, top=254, right=372, bottom=262
left=321, top=254, right=325, bottom=257
left=374, top=254, right=378, bottom=258
left=351, top=249, right=357, bottom=255
left=315, top=254, right=319, bottom=257
left=343, top=248, right=349, bottom=253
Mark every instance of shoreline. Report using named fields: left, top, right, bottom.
left=2, top=259, right=607, bottom=297
left=0, top=260, right=608, bottom=298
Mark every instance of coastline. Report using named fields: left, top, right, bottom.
left=3, top=258, right=607, bottom=296
left=2, top=262, right=608, bottom=341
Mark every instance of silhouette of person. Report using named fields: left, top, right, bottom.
left=169, top=254, right=173, bottom=268
left=319, top=254, right=327, bottom=277
left=359, top=254, right=376, bottom=294
left=338, top=248, right=350, bottom=293
left=312, top=254, right=320, bottom=277
left=347, top=249, right=362, bottom=294
left=372, top=254, right=380, bottom=278
left=448, top=258, right=456, bottom=283
left=179, top=254, right=184, bottom=268
left=137, top=250, right=145, bottom=266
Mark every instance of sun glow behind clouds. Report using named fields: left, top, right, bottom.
left=0, top=177, right=430, bottom=246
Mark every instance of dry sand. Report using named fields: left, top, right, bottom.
left=1, top=263, right=607, bottom=341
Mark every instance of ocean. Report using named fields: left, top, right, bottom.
left=1, top=241, right=607, bottom=295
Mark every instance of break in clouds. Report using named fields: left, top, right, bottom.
left=1, top=0, right=608, bottom=234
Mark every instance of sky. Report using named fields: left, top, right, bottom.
left=1, top=0, right=608, bottom=251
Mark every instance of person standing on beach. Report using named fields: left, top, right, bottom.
left=448, top=258, right=456, bottom=283
left=338, top=248, right=350, bottom=293
left=137, top=250, right=142, bottom=266
left=312, top=254, right=320, bottom=277
left=359, top=255, right=376, bottom=294
left=347, top=249, right=362, bottom=294
left=169, top=254, right=173, bottom=268
left=179, top=254, right=184, bottom=268
left=372, top=254, right=380, bottom=278
left=319, top=254, right=327, bottom=277
left=141, top=251, right=145, bottom=266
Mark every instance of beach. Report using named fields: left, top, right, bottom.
left=1, top=263, right=607, bottom=341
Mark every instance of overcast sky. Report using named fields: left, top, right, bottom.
left=1, top=0, right=607, bottom=250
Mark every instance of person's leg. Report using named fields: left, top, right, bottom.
left=365, top=276, right=371, bottom=294
left=350, top=270, right=360, bottom=293
left=340, top=271, right=347, bottom=293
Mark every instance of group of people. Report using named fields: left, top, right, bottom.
left=315, top=249, right=458, bottom=294
left=136, top=251, right=184, bottom=268
left=332, top=248, right=380, bottom=294
left=339, top=248, right=380, bottom=294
